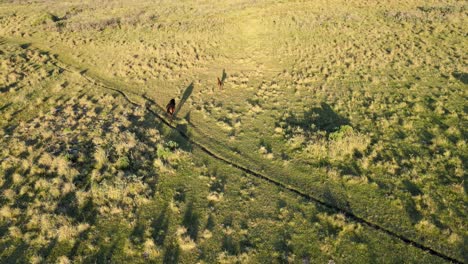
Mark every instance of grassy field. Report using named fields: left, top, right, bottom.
left=0, top=0, right=466, bottom=263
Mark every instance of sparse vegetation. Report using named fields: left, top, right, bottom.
left=0, top=0, right=466, bottom=263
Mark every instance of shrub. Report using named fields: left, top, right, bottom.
left=94, top=147, right=108, bottom=170
left=116, top=156, right=130, bottom=170
left=329, top=125, right=354, bottom=141
left=156, top=144, right=171, bottom=162
left=166, top=140, right=179, bottom=150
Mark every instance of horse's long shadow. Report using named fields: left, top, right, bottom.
left=174, top=82, right=193, bottom=118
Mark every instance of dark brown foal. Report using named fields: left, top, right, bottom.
left=166, top=98, right=175, bottom=121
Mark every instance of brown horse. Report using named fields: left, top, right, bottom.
left=166, top=98, right=175, bottom=120
left=217, top=77, right=223, bottom=90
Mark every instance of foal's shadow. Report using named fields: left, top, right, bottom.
left=221, top=69, right=227, bottom=83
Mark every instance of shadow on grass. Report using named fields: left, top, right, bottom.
left=182, top=201, right=199, bottom=241
left=323, top=185, right=351, bottom=211
left=221, top=69, right=227, bottom=83
left=404, top=198, right=422, bottom=224
left=402, top=180, right=422, bottom=196
left=94, top=240, right=120, bottom=263
left=151, top=206, right=170, bottom=246
left=452, top=72, right=468, bottom=84
left=2, top=241, right=28, bottom=263
left=56, top=191, right=79, bottom=218
left=163, top=239, right=180, bottom=264
left=338, top=160, right=362, bottom=177
left=19, top=43, right=31, bottom=49
left=460, top=236, right=468, bottom=264
left=0, top=167, right=16, bottom=192
left=68, top=221, right=94, bottom=259
left=281, top=102, right=350, bottom=137
left=222, top=234, right=240, bottom=255
left=274, top=228, right=292, bottom=262
left=174, top=82, right=193, bottom=118
left=40, top=238, right=57, bottom=260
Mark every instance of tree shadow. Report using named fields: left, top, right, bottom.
left=131, top=216, right=146, bottom=244
left=452, top=72, right=468, bottom=84
left=337, top=160, right=362, bottom=177
left=78, top=198, right=98, bottom=224
left=2, top=241, right=28, bottom=263
left=402, top=180, right=422, bottom=196
left=182, top=201, right=199, bottom=241
left=460, top=235, right=468, bottom=264
left=205, top=213, right=215, bottom=230
left=68, top=221, right=94, bottom=259
left=56, top=191, right=79, bottom=218
left=55, top=192, right=98, bottom=225
left=174, top=82, right=194, bottom=117
left=151, top=206, right=170, bottom=246
left=307, top=103, right=350, bottom=133
left=222, top=234, right=239, bottom=255
left=40, top=238, right=57, bottom=260
left=163, top=239, right=180, bottom=264
left=404, top=197, right=422, bottom=224
left=274, top=228, right=292, bottom=263
left=173, top=187, right=187, bottom=204
left=281, top=102, right=350, bottom=138
left=0, top=166, right=16, bottom=192
left=0, top=221, right=9, bottom=239
left=94, top=239, right=119, bottom=263
left=465, top=179, right=468, bottom=196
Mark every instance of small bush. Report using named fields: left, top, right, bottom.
left=94, top=147, right=107, bottom=170
left=156, top=144, right=171, bottom=162
left=116, top=156, right=130, bottom=170
left=166, top=140, right=179, bottom=150
left=329, top=125, right=354, bottom=141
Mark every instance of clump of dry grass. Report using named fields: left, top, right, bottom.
left=94, top=147, right=107, bottom=170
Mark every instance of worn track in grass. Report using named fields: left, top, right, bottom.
left=2, top=37, right=462, bottom=264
